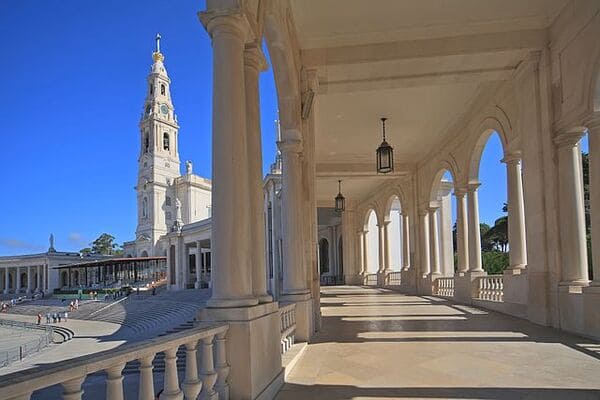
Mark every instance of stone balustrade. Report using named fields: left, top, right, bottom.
left=386, top=271, right=402, bottom=286
left=434, top=277, right=455, bottom=297
left=365, top=273, right=378, bottom=286
left=475, top=275, right=504, bottom=302
left=279, top=302, right=296, bottom=354
left=0, top=322, right=229, bottom=400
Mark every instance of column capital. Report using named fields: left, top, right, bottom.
left=501, top=151, right=522, bottom=165
left=554, top=126, right=587, bottom=148
left=454, top=187, right=468, bottom=197
left=277, top=138, right=303, bottom=154
left=199, top=9, right=249, bottom=40
left=244, top=42, right=268, bottom=72
left=467, top=182, right=481, bottom=192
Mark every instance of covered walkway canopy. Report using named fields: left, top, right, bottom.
left=53, top=256, right=166, bottom=289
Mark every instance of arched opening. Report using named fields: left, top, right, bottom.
left=142, top=197, right=148, bottom=218
left=365, top=209, right=379, bottom=274
left=144, top=131, right=149, bottom=153
left=20, top=272, right=27, bottom=289
left=73, top=270, right=79, bottom=286
left=163, top=133, right=170, bottom=151
left=141, top=250, right=149, bottom=258
left=160, top=84, right=166, bottom=95
left=319, top=238, right=329, bottom=275
left=429, top=170, right=457, bottom=276
left=581, top=133, right=592, bottom=280
left=471, top=131, right=510, bottom=274
left=61, top=271, right=68, bottom=287
left=387, top=196, right=403, bottom=272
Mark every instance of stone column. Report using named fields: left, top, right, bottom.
left=166, top=243, right=173, bottom=289
left=555, top=129, right=589, bottom=285
left=202, top=12, right=257, bottom=308
left=105, top=362, right=125, bottom=400
left=467, top=183, right=483, bottom=272
left=419, top=210, right=430, bottom=276
left=16, top=267, right=21, bottom=293
left=357, top=230, right=365, bottom=275
left=429, top=206, right=441, bottom=277
left=4, top=267, right=9, bottom=294
left=401, top=214, right=410, bottom=270
left=61, top=376, right=86, bottom=400
left=383, top=221, right=391, bottom=273
left=195, top=241, right=202, bottom=289
left=279, top=140, right=309, bottom=297
left=26, top=266, right=32, bottom=294
left=36, top=265, right=41, bottom=292
left=362, top=230, right=369, bottom=275
left=138, top=355, right=155, bottom=400
left=503, top=153, right=528, bottom=271
left=377, top=223, right=385, bottom=273
left=245, top=44, right=272, bottom=303
left=455, top=189, right=469, bottom=273
left=589, top=125, right=600, bottom=285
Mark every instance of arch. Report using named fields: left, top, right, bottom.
left=160, top=84, right=166, bottom=95
left=163, top=132, right=170, bottom=151
left=429, top=165, right=457, bottom=203
left=141, top=250, right=149, bottom=257
left=318, top=238, right=329, bottom=275
left=264, top=6, right=302, bottom=138
left=382, top=185, right=408, bottom=223
left=467, top=118, right=509, bottom=184
left=61, top=271, right=68, bottom=287
left=365, top=209, right=380, bottom=273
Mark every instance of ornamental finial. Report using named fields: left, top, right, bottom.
left=152, top=33, right=164, bottom=62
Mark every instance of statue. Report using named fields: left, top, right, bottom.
left=48, top=233, right=56, bottom=253
left=172, top=198, right=183, bottom=232
left=185, top=160, right=193, bottom=175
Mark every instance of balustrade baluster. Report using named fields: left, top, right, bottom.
left=61, top=375, right=86, bottom=400
left=214, top=331, right=230, bottom=400
left=105, top=362, right=126, bottom=400
left=199, top=335, right=218, bottom=400
left=161, top=347, right=183, bottom=400
left=182, top=341, right=202, bottom=400
left=138, top=354, right=155, bottom=400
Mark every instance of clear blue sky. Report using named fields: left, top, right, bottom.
left=0, top=0, right=278, bottom=255
left=0, top=1, right=588, bottom=256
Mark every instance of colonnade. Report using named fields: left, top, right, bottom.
left=1, top=265, right=46, bottom=295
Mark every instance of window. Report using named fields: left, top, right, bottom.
left=142, top=197, right=148, bottom=218
left=150, top=84, right=154, bottom=95
left=161, top=84, right=165, bottom=95
left=144, top=133, right=149, bottom=153
left=163, top=133, right=170, bottom=150
left=145, top=105, right=151, bottom=115
left=165, top=196, right=171, bottom=207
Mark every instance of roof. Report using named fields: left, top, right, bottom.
left=53, top=256, right=166, bottom=269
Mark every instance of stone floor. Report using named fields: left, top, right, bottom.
left=276, top=286, right=600, bottom=400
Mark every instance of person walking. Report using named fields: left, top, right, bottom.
left=52, top=313, right=57, bottom=323
left=57, top=313, right=61, bottom=323
left=46, top=312, right=51, bottom=323
left=63, top=311, right=68, bottom=322
left=36, top=313, right=42, bottom=325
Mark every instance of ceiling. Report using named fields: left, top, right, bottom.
left=287, top=0, right=568, bottom=203
left=290, top=0, right=569, bottom=48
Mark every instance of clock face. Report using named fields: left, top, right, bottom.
left=161, top=105, right=168, bottom=115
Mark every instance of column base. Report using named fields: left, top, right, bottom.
left=206, top=296, right=259, bottom=308
left=198, top=302, right=283, bottom=400
left=454, top=271, right=487, bottom=303
left=257, top=294, right=274, bottom=303
left=280, top=292, right=313, bottom=341
left=504, top=266, right=525, bottom=276
left=582, top=286, right=600, bottom=340
left=559, top=279, right=590, bottom=287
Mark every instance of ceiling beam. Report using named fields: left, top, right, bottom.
left=302, top=28, right=547, bottom=67
left=316, top=162, right=414, bottom=178
left=319, top=66, right=515, bottom=94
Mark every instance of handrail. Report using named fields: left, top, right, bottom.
left=474, top=275, right=504, bottom=302
left=0, top=322, right=228, bottom=399
left=279, top=302, right=296, bottom=354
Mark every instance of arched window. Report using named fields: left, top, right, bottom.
left=145, top=105, right=151, bottom=115
left=161, top=84, right=166, bottom=95
left=163, top=133, right=170, bottom=150
left=150, top=84, right=154, bottom=95
left=144, top=132, right=149, bottom=153
left=319, top=238, right=329, bottom=275
left=142, top=197, right=148, bottom=218
left=165, top=196, right=172, bottom=207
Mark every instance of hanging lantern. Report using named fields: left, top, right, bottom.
left=376, top=117, right=394, bottom=174
left=334, top=180, right=345, bottom=212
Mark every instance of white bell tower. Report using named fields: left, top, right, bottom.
left=135, top=34, right=181, bottom=254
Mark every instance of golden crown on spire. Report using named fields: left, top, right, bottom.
left=152, top=33, right=164, bottom=62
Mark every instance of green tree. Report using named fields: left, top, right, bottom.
left=81, top=233, right=123, bottom=256
left=583, top=152, right=593, bottom=280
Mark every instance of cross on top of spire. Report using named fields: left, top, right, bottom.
left=152, top=33, right=164, bottom=62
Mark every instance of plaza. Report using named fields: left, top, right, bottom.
left=1, top=0, right=600, bottom=399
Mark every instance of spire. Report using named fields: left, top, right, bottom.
left=152, top=33, right=164, bottom=62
